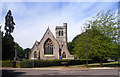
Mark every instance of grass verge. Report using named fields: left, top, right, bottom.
left=68, top=61, right=120, bottom=68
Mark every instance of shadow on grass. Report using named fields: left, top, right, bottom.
left=103, top=64, right=120, bottom=67
left=87, top=63, right=120, bottom=68
left=2, top=69, right=25, bottom=77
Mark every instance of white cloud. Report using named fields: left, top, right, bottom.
left=1, top=2, right=118, bottom=49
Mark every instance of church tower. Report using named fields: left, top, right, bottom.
left=55, top=23, right=67, bottom=48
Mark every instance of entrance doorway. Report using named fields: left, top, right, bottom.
left=59, top=49, right=62, bottom=59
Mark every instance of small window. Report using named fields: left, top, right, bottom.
left=58, top=31, right=60, bottom=36
left=61, top=31, right=63, bottom=36
left=62, top=52, right=66, bottom=58
left=34, top=51, right=37, bottom=58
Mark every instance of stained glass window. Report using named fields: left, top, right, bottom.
left=44, top=38, right=54, bottom=55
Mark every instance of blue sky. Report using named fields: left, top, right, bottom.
left=1, top=1, right=118, bottom=49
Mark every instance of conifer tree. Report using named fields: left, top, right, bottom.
left=2, top=10, right=15, bottom=60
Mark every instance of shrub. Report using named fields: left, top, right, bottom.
left=35, top=60, right=62, bottom=67
left=19, top=60, right=33, bottom=68
left=2, top=60, right=14, bottom=67
left=0, top=61, right=2, bottom=67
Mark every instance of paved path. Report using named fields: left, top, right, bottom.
left=1, top=67, right=120, bottom=77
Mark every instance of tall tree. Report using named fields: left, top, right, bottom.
left=15, top=43, right=24, bottom=60
left=2, top=10, right=15, bottom=60
left=67, top=42, right=74, bottom=54
left=70, top=10, right=118, bottom=66
left=23, top=48, right=31, bottom=59
left=84, top=10, right=118, bottom=65
left=71, top=32, right=86, bottom=59
left=5, top=10, right=15, bottom=35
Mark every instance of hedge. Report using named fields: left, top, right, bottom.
left=20, top=59, right=62, bottom=68
left=19, top=59, right=93, bottom=68
left=1, top=59, right=108, bottom=68
left=2, top=60, right=14, bottom=67
left=0, top=61, right=2, bottom=67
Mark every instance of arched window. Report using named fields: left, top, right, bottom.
left=34, top=51, right=37, bottom=58
left=62, top=52, right=66, bottom=58
left=61, top=31, right=63, bottom=36
left=44, top=38, right=54, bottom=55
left=58, top=31, right=60, bottom=36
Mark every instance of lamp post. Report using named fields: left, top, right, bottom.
left=84, top=25, right=90, bottom=68
left=117, top=19, right=120, bottom=75
left=118, top=34, right=120, bottom=76
left=85, top=29, right=88, bottom=68
left=118, top=3, right=120, bottom=76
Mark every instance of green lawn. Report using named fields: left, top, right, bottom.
left=68, top=61, right=120, bottom=68
left=44, top=61, right=120, bottom=68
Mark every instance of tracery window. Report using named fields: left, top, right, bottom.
left=44, top=38, right=54, bottom=55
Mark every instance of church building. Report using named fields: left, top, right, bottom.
left=29, top=23, right=72, bottom=60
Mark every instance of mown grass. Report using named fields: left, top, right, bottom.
left=68, top=61, right=120, bottom=68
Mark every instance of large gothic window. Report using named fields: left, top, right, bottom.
left=44, top=38, right=54, bottom=55
left=34, top=51, right=37, bottom=58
